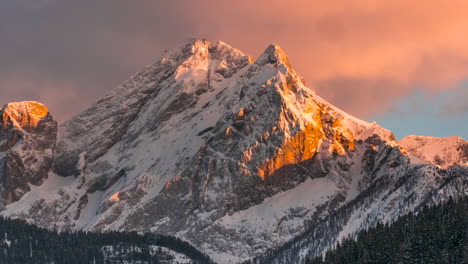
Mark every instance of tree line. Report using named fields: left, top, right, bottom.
left=308, top=196, right=467, bottom=264
left=0, top=217, right=215, bottom=264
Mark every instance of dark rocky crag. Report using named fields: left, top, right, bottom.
left=0, top=101, right=57, bottom=204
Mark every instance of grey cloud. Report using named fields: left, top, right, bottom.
left=0, top=1, right=197, bottom=121
left=438, top=86, right=468, bottom=117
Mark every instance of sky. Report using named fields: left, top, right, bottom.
left=1, top=0, right=467, bottom=139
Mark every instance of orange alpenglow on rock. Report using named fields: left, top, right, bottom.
left=257, top=116, right=355, bottom=180
left=2, top=101, right=49, bottom=130
left=109, top=192, right=120, bottom=202
left=0, top=100, right=57, bottom=204
left=257, top=123, right=323, bottom=180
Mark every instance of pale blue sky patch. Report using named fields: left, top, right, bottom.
left=370, top=82, right=468, bottom=140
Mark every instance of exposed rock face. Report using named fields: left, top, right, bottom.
left=0, top=101, right=57, bottom=204
left=399, top=135, right=468, bottom=168
left=250, top=142, right=468, bottom=264
left=0, top=40, right=466, bottom=264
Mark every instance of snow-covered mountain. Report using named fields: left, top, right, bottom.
left=0, top=39, right=466, bottom=264
left=399, top=135, right=468, bottom=168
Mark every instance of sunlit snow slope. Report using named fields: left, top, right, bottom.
left=399, top=135, right=467, bottom=168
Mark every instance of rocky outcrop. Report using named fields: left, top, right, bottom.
left=0, top=101, right=57, bottom=204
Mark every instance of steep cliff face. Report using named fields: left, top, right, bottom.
left=53, top=40, right=252, bottom=179
left=0, top=101, right=57, bottom=204
left=0, top=40, right=466, bottom=264
left=399, top=135, right=468, bottom=168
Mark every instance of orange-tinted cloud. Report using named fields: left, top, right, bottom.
left=1, top=0, right=468, bottom=120
left=174, top=0, right=468, bottom=117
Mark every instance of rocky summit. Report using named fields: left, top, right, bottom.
left=0, top=40, right=466, bottom=263
left=0, top=101, right=57, bottom=205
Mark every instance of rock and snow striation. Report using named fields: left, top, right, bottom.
left=0, top=39, right=466, bottom=263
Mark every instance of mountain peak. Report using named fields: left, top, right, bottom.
left=403, top=135, right=464, bottom=141
left=181, top=38, right=211, bottom=54
left=1, top=101, right=50, bottom=131
left=156, top=38, right=252, bottom=83
left=255, top=44, right=292, bottom=70
left=159, top=38, right=250, bottom=64
left=0, top=101, right=57, bottom=204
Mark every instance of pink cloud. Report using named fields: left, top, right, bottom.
left=169, top=0, right=468, bottom=117
left=2, top=0, right=468, bottom=120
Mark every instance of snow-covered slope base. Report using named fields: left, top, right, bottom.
left=1, top=39, right=466, bottom=264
